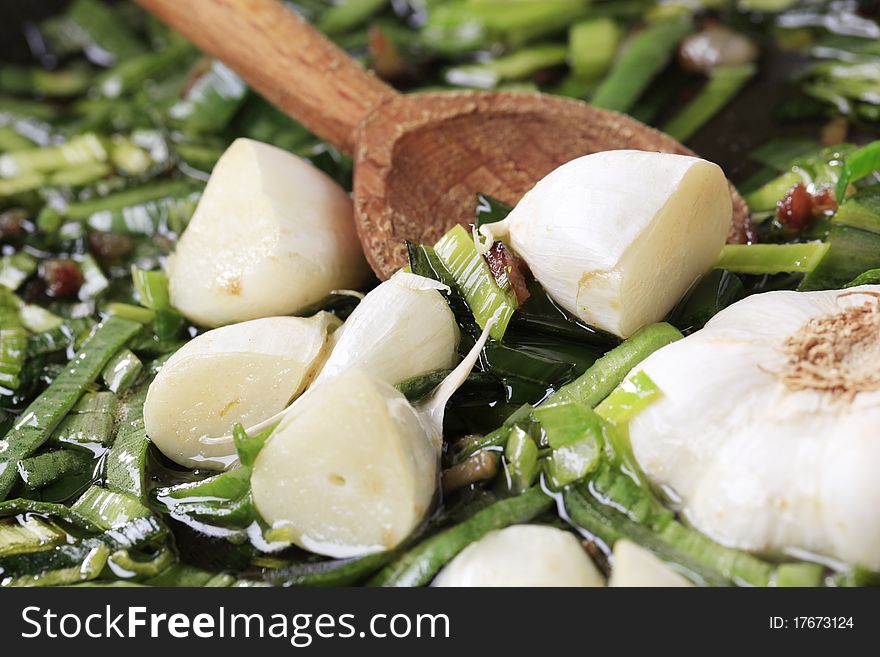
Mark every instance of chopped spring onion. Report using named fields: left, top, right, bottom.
left=0, top=316, right=141, bottom=501
left=131, top=267, right=170, bottom=310
left=18, top=448, right=94, bottom=490
left=446, top=44, right=568, bottom=89
left=77, top=253, right=109, bottom=300
left=569, top=18, right=620, bottom=81
left=836, top=141, right=880, bottom=202
left=504, top=427, right=538, bottom=494
left=1, top=543, right=110, bottom=588
left=63, top=0, right=147, bottom=63
left=800, top=225, right=880, bottom=290
left=549, top=323, right=682, bottom=407
left=167, top=61, right=248, bottom=134
left=833, top=184, right=880, bottom=233
left=369, top=486, right=553, bottom=587
left=0, top=252, right=37, bottom=291
left=0, top=133, right=107, bottom=178
left=106, top=382, right=150, bottom=500
left=26, top=318, right=95, bottom=357
left=433, top=224, right=517, bottom=340
left=20, top=304, right=63, bottom=333
left=106, top=302, right=155, bottom=324
left=0, top=289, right=26, bottom=393
left=0, top=516, right=65, bottom=558
left=714, top=243, right=830, bottom=275
left=70, top=485, right=152, bottom=530
left=663, top=64, right=756, bottom=142
left=591, top=17, right=693, bottom=112
left=318, top=0, right=388, bottom=36
left=50, top=391, right=118, bottom=448
left=534, top=402, right=605, bottom=489
left=101, top=349, right=142, bottom=394
left=37, top=179, right=197, bottom=232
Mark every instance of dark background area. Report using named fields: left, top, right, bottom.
left=0, top=1, right=67, bottom=62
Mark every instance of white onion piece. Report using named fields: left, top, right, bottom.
left=144, top=313, right=336, bottom=470
left=432, top=525, right=604, bottom=587
left=627, top=285, right=880, bottom=569
left=479, top=150, right=731, bottom=338
left=608, top=540, right=693, bottom=587
left=168, top=138, right=369, bottom=327
left=314, top=271, right=460, bottom=387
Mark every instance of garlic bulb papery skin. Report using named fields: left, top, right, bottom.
left=608, top=540, right=693, bottom=587
left=432, top=525, right=604, bottom=587
left=144, top=313, right=337, bottom=470
left=479, top=150, right=731, bottom=338
left=250, top=369, right=439, bottom=558
left=168, top=138, right=370, bottom=327
left=627, top=285, right=880, bottom=569
left=314, top=271, right=460, bottom=387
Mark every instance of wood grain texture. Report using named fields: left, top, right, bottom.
left=355, top=91, right=753, bottom=278
left=136, top=0, right=396, bottom=154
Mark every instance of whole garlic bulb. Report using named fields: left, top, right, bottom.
left=627, top=285, right=880, bottom=569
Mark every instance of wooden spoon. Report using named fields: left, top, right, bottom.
left=137, top=0, right=752, bottom=279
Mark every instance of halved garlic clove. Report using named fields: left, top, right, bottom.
left=250, top=368, right=438, bottom=558
left=627, top=285, right=880, bottom=569
left=314, top=271, right=460, bottom=387
left=168, top=138, right=370, bottom=327
left=608, top=540, right=693, bottom=587
left=144, top=313, right=337, bottom=470
left=432, top=525, right=604, bottom=587
left=479, top=150, right=732, bottom=338
left=250, top=320, right=494, bottom=558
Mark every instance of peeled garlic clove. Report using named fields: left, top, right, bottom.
left=251, top=369, right=438, bottom=558
left=144, top=313, right=336, bottom=470
left=627, top=285, right=880, bottom=568
left=432, top=525, right=603, bottom=587
left=168, top=138, right=370, bottom=327
left=314, top=271, right=460, bottom=387
left=480, top=150, right=731, bottom=338
left=608, top=540, right=693, bottom=587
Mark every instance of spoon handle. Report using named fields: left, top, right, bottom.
left=136, top=0, right=398, bottom=155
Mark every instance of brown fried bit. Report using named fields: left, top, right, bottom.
left=776, top=183, right=813, bottom=231
left=0, top=209, right=27, bottom=240
left=42, top=259, right=84, bottom=299
left=369, top=26, right=406, bottom=80
left=441, top=451, right=499, bottom=495
left=582, top=539, right=611, bottom=577
left=485, top=241, right=531, bottom=305
left=88, top=231, right=134, bottom=261
left=22, top=278, right=47, bottom=304
left=811, top=187, right=838, bottom=215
